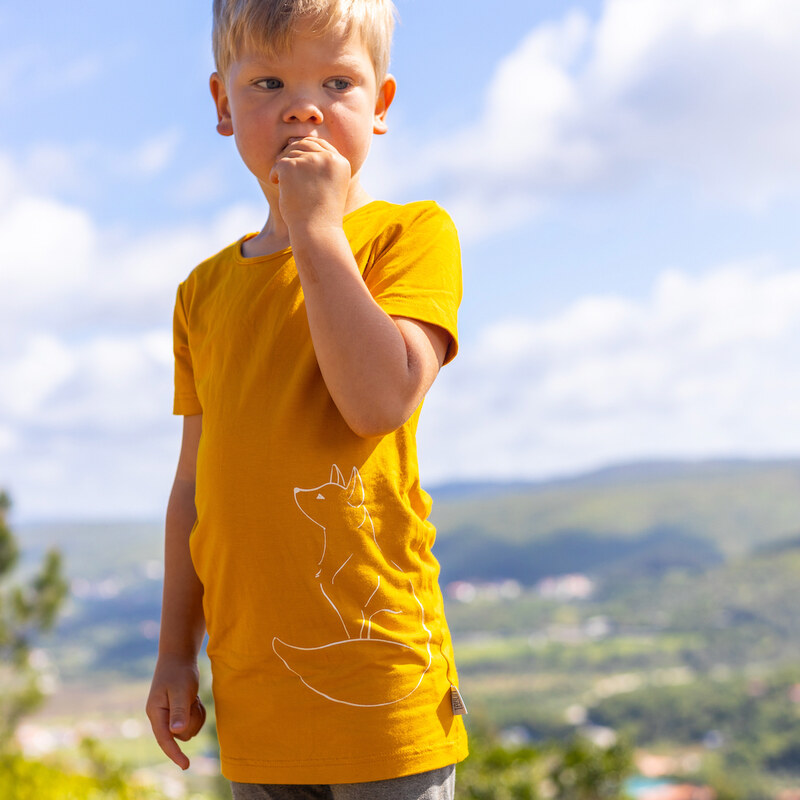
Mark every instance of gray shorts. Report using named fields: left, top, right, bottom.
left=230, top=764, right=455, bottom=800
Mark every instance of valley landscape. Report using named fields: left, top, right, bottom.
left=12, top=457, right=800, bottom=799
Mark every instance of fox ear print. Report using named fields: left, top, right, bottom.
left=346, top=468, right=364, bottom=507
left=330, top=464, right=345, bottom=486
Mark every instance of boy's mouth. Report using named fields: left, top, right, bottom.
left=284, top=134, right=320, bottom=149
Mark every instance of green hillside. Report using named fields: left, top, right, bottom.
left=431, top=459, right=800, bottom=552
left=429, top=459, right=800, bottom=584
left=17, top=521, right=163, bottom=582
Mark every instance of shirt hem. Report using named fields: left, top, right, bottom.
left=220, top=736, right=468, bottom=784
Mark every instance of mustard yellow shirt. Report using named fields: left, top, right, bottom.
left=173, top=200, right=468, bottom=783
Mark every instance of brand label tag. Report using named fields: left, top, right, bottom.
left=450, top=685, right=468, bottom=716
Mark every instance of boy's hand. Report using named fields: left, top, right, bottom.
left=269, top=136, right=351, bottom=234
left=146, top=656, right=206, bottom=770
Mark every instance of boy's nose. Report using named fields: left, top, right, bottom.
left=283, top=99, right=323, bottom=125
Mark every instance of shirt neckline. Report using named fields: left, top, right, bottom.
left=233, top=200, right=390, bottom=265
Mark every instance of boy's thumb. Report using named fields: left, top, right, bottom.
left=169, top=698, right=190, bottom=732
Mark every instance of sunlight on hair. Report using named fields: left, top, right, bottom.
left=212, top=0, right=397, bottom=81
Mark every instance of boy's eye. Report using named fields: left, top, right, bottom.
left=325, top=78, right=351, bottom=91
left=256, top=78, right=283, bottom=90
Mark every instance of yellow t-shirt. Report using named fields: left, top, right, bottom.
left=173, top=200, right=468, bottom=784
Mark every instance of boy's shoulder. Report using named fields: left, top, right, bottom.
left=356, top=198, right=458, bottom=245
left=359, top=198, right=452, bottom=224
left=178, top=236, right=250, bottom=292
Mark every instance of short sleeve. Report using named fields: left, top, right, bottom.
left=173, top=283, right=203, bottom=416
left=363, top=203, right=462, bottom=365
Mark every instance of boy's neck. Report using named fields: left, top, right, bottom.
left=242, top=180, right=375, bottom=259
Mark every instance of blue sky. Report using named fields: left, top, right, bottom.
left=3, top=0, right=800, bottom=520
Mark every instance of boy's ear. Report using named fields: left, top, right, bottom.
left=373, top=74, right=397, bottom=135
left=210, top=72, right=234, bottom=137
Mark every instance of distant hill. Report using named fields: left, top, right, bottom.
left=16, top=520, right=163, bottom=582
left=429, top=457, right=800, bottom=558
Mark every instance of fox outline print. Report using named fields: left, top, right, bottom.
left=272, top=464, right=433, bottom=707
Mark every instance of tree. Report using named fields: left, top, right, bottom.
left=0, top=496, right=177, bottom=798
left=0, top=491, right=69, bottom=747
left=0, top=738, right=173, bottom=799
left=455, top=717, right=634, bottom=800
left=548, top=736, right=633, bottom=800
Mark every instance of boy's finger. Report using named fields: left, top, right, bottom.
left=194, top=696, right=207, bottom=726
left=150, top=706, right=190, bottom=770
left=283, top=136, right=335, bottom=154
left=175, top=697, right=207, bottom=741
left=306, top=137, right=336, bottom=154
left=169, top=694, right=192, bottom=734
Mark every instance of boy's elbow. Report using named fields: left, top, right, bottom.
left=345, top=412, right=405, bottom=439
left=349, top=422, right=393, bottom=439
left=338, top=367, right=432, bottom=438
left=342, top=397, right=417, bottom=439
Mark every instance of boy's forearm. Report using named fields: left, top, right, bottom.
left=158, top=477, right=206, bottom=661
left=291, top=226, right=437, bottom=437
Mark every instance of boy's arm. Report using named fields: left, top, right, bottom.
left=274, top=139, right=453, bottom=437
left=296, top=231, right=450, bottom=437
left=146, top=414, right=206, bottom=770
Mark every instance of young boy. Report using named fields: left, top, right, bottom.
left=146, top=1, right=468, bottom=797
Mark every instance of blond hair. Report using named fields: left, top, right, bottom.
left=212, top=0, right=397, bottom=81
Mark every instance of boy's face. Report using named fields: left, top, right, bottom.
left=210, top=22, right=395, bottom=198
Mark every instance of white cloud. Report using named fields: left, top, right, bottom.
left=418, top=258, right=800, bottom=483
left=2, top=128, right=191, bottom=206
left=404, top=0, right=800, bottom=237
left=1, top=336, right=76, bottom=418
left=169, top=163, right=229, bottom=207
left=1, top=340, right=181, bottom=521
left=51, top=54, right=103, bottom=91
left=0, top=196, right=94, bottom=303
left=0, top=46, right=102, bottom=106
left=0, top=150, right=263, bottom=337
left=0, top=154, right=265, bottom=521
left=0, top=328, right=179, bottom=521
left=132, top=129, right=183, bottom=177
